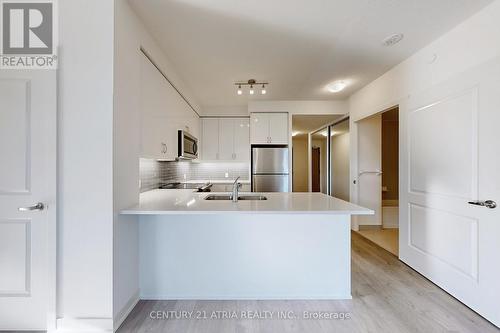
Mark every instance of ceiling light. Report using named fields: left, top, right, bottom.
left=326, top=81, right=347, bottom=93
left=382, top=33, right=404, bottom=47
left=234, top=79, right=268, bottom=95
left=292, top=131, right=301, bottom=137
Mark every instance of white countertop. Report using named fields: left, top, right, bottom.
left=183, top=179, right=251, bottom=184
left=121, top=189, right=374, bottom=215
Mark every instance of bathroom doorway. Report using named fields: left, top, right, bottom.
left=356, top=107, right=399, bottom=256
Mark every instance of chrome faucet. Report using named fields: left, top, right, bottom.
left=232, top=176, right=241, bottom=202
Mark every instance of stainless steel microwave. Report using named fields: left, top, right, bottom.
left=178, top=130, right=198, bottom=159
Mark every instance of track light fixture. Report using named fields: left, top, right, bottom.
left=235, top=79, right=268, bottom=95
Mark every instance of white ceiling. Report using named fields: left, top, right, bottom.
left=129, top=0, right=493, bottom=108
left=292, top=115, right=342, bottom=137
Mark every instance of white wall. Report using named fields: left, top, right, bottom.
left=113, top=0, right=202, bottom=329
left=349, top=0, right=500, bottom=228
left=202, top=105, right=248, bottom=116
left=249, top=100, right=347, bottom=115
left=57, top=0, right=114, bottom=330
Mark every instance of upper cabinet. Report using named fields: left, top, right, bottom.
left=139, top=52, right=199, bottom=160
left=201, top=118, right=250, bottom=161
left=250, top=113, right=288, bottom=144
left=201, top=118, right=219, bottom=160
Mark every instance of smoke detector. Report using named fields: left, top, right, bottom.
left=382, top=33, right=404, bottom=47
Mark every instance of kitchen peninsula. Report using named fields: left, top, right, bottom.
left=122, top=190, right=372, bottom=300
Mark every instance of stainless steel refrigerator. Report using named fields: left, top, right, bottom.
left=251, top=147, right=290, bottom=192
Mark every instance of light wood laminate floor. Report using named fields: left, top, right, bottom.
left=356, top=227, right=399, bottom=256
left=117, top=232, right=499, bottom=333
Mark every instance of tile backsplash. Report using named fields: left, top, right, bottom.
left=140, top=158, right=250, bottom=192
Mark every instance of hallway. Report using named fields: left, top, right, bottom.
left=117, top=232, right=498, bottom=333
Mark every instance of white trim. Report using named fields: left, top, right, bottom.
left=113, top=290, right=140, bottom=332
left=55, top=317, right=113, bottom=332
left=140, top=294, right=353, bottom=300
left=47, top=70, right=58, bottom=333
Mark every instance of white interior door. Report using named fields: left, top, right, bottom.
left=400, top=56, right=500, bottom=327
left=356, top=114, right=382, bottom=226
left=0, top=70, right=56, bottom=330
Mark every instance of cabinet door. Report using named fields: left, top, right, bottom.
left=268, top=113, right=289, bottom=144
left=202, top=119, right=219, bottom=160
left=250, top=113, right=270, bottom=144
left=219, top=119, right=234, bottom=160
left=140, top=55, right=170, bottom=159
left=234, top=118, right=250, bottom=161
left=141, top=116, right=170, bottom=159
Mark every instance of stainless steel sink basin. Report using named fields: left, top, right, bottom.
left=204, top=194, right=267, bottom=201
left=238, top=195, right=267, bottom=201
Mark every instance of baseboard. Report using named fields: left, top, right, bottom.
left=140, top=293, right=352, bottom=300
left=358, top=225, right=383, bottom=230
left=55, top=317, right=113, bottom=332
left=114, top=289, right=140, bottom=332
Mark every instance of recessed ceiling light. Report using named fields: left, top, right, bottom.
left=326, top=81, right=347, bottom=93
left=382, top=33, right=404, bottom=47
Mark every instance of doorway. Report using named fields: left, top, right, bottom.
left=356, top=107, right=399, bottom=256
left=291, top=114, right=342, bottom=192
left=311, top=147, right=321, bottom=192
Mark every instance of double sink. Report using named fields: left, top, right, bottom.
left=204, top=194, right=267, bottom=201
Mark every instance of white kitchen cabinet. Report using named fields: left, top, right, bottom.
left=250, top=112, right=288, bottom=144
left=234, top=118, right=250, bottom=161
left=201, top=118, right=219, bottom=160
left=250, top=113, right=270, bottom=144
left=201, top=118, right=250, bottom=161
left=140, top=52, right=199, bottom=160
left=219, top=119, right=234, bottom=160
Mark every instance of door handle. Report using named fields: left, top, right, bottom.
left=19, top=202, right=45, bottom=211
left=468, top=200, right=497, bottom=209
left=359, top=170, right=383, bottom=176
